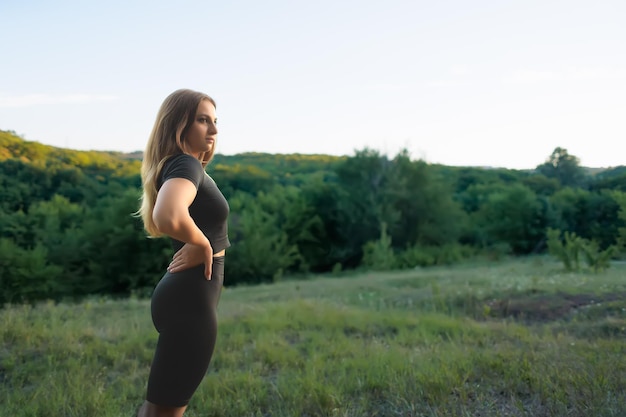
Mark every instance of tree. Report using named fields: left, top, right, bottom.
left=226, top=192, right=300, bottom=283
left=385, top=150, right=465, bottom=247
left=474, top=184, right=547, bottom=254
left=332, top=148, right=393, bottom=267
left=522, top=174, right=561, bottom=196
left=329, top=148, right=466, bottom=267
left=612, top=191, right=626, bottom=252
left=550, top=188, right=620, bottom=249
left=536, top=147, right=586, bottom=188
left=0, top=238, right=63, bottom=303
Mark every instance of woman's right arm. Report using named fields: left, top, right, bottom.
left=153, top=178, right=214, bottom=279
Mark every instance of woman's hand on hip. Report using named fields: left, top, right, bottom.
left=168, top=242, right=214, bottom=279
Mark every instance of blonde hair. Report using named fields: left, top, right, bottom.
left=137, top=89, right=217, bottom=237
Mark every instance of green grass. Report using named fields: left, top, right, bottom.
left=1, top=257, right=626, bottom=416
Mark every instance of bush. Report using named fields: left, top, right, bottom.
left=581, top=240, right=617, bottom=273
left=546, top=228, right=582, bottom=271
left=397, top=243, right=474, bottom=268
left=0, top=239, right=64, bottom=303
left=361, top=223, right=396, bottom=271
left=546, top=228, right=616, bottom=272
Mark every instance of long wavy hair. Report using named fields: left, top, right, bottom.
left=137, top=89, right=217, bottom=237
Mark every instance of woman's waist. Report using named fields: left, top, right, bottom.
left=170, top=238, right=230, bottom=255
left=162, top=255, right=224, bottom=278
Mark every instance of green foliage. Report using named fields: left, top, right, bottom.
left=0, top=129, right=142, bottom=174
left=227, top=193, right=300, bottom=283
left=546, top=228, right=583, bottom=271
left=331, top=148, right=465, bottom=267
left=536, top=146, right=587, bottom=188
left=439, top=165, right=526, bottom=196
left=332, top=148, right=394, bottom=265
left=612, top=191, right=626, bottom=252
left=210, top=163, right=275, bottom=198
left=456, top=182, right=505, bottom=214
left=78, top=190, right=170, bottom=293
left=212, top=152, right=343, bottom=178
left=331, top=262, right=342, bottom=275
left=253, top=185, right=326, bottom=273
left=472, top=184, right=547, bottom=253
left=550, top=188, right=621, bottom=248
left=361, top=223, right=396, bottom=270
left=589, top=166, right=626, bottom=192
left=387, top=152, right=466, bottom=247
left=0, top=239, right=64, bottom=303
left=547, top=228, right=615, bottom=272
left=2, top=131, right=626, bottom=302
left=580, top=240, right=616, bottom=273
left=396, top=243, right=475, bottom=268
left=522, top=173, right=561, bottom=196
left=0, top=132, right=163, bottom=301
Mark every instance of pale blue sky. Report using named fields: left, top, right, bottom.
left=2, top=0, right=625, bottom=168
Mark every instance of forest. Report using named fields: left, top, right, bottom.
left=1, top=129, right=625, bottom=304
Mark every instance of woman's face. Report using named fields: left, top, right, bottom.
left=184, top=99, right=217, bottom=157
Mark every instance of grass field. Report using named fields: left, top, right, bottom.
left=1, top=257, right=625, bottom=417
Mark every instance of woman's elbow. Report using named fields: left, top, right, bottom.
left=153, top=211, right=179, bottom=235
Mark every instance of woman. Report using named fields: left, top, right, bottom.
left=136, top=89, right=230, bottom=417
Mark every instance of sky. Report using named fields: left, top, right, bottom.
left=1, top=0, right=625, bottom=169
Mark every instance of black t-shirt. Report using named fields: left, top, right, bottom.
left=157, top=153, right=231, bottom=253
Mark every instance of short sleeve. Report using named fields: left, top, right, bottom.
left=158, top=154, right=205, bottom=190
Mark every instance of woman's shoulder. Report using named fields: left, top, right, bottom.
left=159, top=153, right=205, bottom=188
left=164, top=153, right=201, bottom=167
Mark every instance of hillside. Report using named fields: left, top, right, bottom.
left=3, top=130, right=624, bottom=178
left=2, top=128, right=625, bottom=301
left=0, top=130, right=141, bottom=175
left=0, top=130, right=343, bottom=176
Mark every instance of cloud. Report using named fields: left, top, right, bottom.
left=363, top=83, right=419, bottom=92
left=504, top=68, right=626, bottom=84
left=449, top=65, right=470, bottom=76
left=0, top=93, right=119, bottom=107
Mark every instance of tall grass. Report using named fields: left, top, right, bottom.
left=1, top=257, right=625, bottom=416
